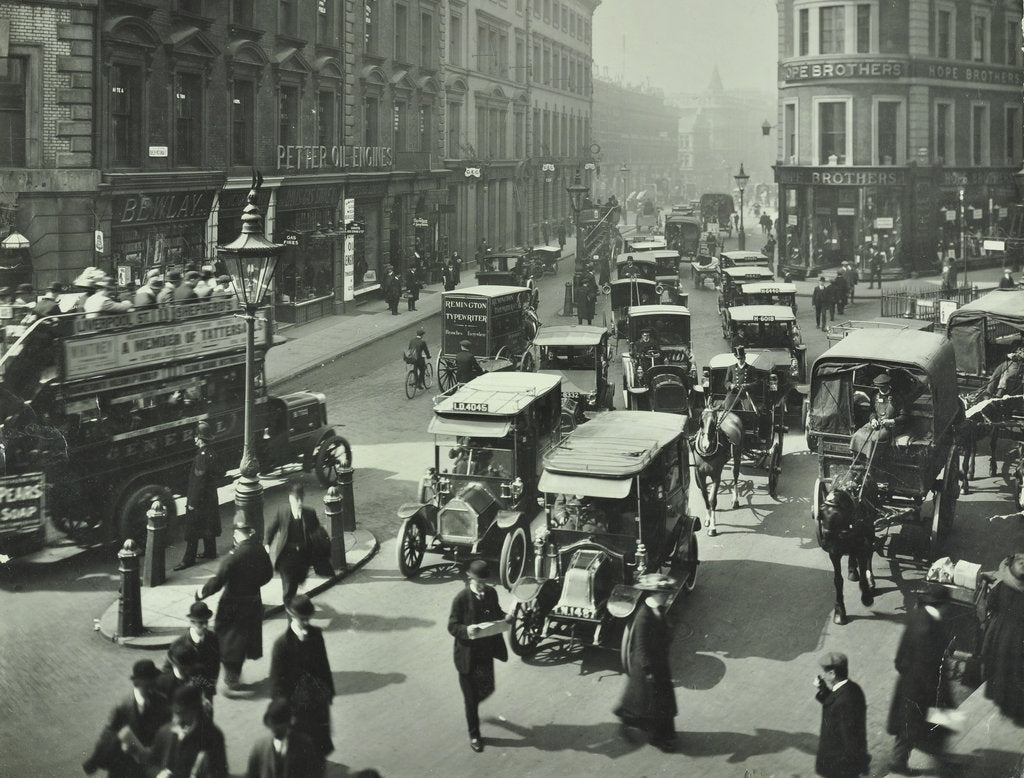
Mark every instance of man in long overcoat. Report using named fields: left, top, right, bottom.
left=246, top=698, right=325, bottom=778
left=851, top=373, right=909, bottom=468
left=614, top=573, right=678, bottom=752
left=265, top=481, right=332, bottom=604
left=176, top=421, right=223, bottom=570
left=886, top=583, right=952, bottom=775
left=83, top=660, right=170, bottom=777
left=198, top=515, right=274, bottom=690
left=814, top=652, right=870, bottom=778
left=575, top=269, right=597, bottom=325
left=447, top=559, right=510, bottom=753
left=145, top=685, right=228, bottom=778
left=164, top=601, right=221, bottom=705
left=270, top=595, right=335, bottom=758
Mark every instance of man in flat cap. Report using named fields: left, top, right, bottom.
left=886, top=583, right=952, bottom=775
left=211, top=275, right=233, bottom=299
left=455, top=339, right=484, bottom=385
left=83, top=659, right=170, bottom=777
left=814, top=651, right=870, bottom=777
left=851, top=372, right=908, bottom=468
left=196, top=513, right=273, bottom=691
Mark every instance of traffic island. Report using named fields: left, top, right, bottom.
left=96, top=528, right=378, bottom=650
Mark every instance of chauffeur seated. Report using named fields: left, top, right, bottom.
left=552, top=494, right=610, bottom=533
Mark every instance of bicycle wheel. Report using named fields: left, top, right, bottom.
left=423, top=362, right=434, bottom=388
left=404, top=369, right=417, bottom=399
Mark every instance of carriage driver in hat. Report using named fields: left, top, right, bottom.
left=850, top=372, right=909, bottom=469
left=725, top=346, right=757, bottom=412
left=455, top=339, right=484, bottom=385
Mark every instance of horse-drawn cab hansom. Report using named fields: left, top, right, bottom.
left=436, top=285, right=539, bottom=391
left=395, top=372, right=565, bottom=590
left=721, top=304, right=807, bottom=386
left=807, top=329, right=962, bottom=559
left=620, top=305, right=695, bottom=414
left=527, top=325, right=614, bottom=416
left=507, top=411, right=700, bottom=670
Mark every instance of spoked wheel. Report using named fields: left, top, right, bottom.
left=314, top=434, right=350, bottom=487
left=53, top=508, right=104, bottom=545
left=423, top=361, right=434, bottom=389
left=437, top=356, right=458, bottom=392
left=116, top=484, right=177, bottom=548
left=499, top=526, right=529, bottom=590
left=811, top=476, right=827, bottom=525
left=677, top=533, right=699, bottom=593
left=768, top=435, right=784, bottom=498
left=519, top=350, right=536, bottom=373
left=931, top=449, right=960, bottom=556
left=404, top=370, right=417, bottom=399
left=395, top=516, right=427, bottom=577
left=620, top=616, right=636, bottom=675
left=509, top=601, right=543, bottom=657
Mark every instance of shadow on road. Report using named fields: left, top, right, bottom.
left=484, top=717, right=642, bottom=758
left=677, top=726, right=818, bottom=763
left=332, top=670, right=407, bottom=696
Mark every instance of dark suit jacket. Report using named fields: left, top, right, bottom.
left=447, top=585, right=508, bottom=675
left=816, top=680, right=870, bottom=777
left=145, top=715, right=228, bottom=778
left=32, top=297, right=60, bottom=317
left=887, top=605, right=951, bottom=736
left=163, top=632, right=220, bottom=699
left=726, top=361, right=753, bottom=391
left=245, top=731, right=324, bottom=778
left=269, top=626, right=335, bottom=706
left=455, top=349, right=484, bottom=384
left=616, top=602, right=677, bottom=720
left=200, top=538, right=274, bottom=664
left=812, top=285, right=830, bottom=307
left=185, top=445, right=223, bottom=540
left=83, top=693, right=170, bottom=777
left=265, top=506, right=322, bottom=569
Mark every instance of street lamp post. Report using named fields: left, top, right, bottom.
left=216, top=172, right=285, bottom=537
left=619, top=164, right=630, bottom=219
left=734, top=162, right=750, bottom=251
left=567, top=171, right=589, bottom=256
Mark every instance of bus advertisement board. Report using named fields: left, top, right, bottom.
left=0, top=472, right=46, bottom=540
left=63, top=314, right=267, bottom=381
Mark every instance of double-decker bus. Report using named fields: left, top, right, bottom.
left=0, top=297, right=343, bottom=560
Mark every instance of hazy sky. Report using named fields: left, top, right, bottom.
left=592, top=0, right=778, bottom=96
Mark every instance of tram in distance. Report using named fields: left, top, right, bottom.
left=0, top=298, right=344, bottom=560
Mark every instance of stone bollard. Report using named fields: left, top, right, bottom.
left=142, top=500, right=167, bottom=588
left=323, top=484, right=347, bottom=572
left=562, top=281, right=574, bottom=317
left=118, top=540, right=144, bottom=637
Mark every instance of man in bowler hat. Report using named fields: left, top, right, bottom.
left=176, top=421, right=224, bottom=570
left=246, top=698, right=325, bottom=778
left=144, top=685, right=228, bottom=778
left=270, top=595, right=335, bottom=758
left=83, top=659, right=170, bottom=777
left=164, top=601, right=221, bottom=706
left=814, top=652, right=870, bottom=778
left=196, top=513, right=274, bottom=691
left=447, top=559, right=511, bottom=753
left=886, top=582, right=953, bottom=775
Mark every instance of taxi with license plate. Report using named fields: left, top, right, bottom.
left=736, top=280, right=798, bottom=314
left=395, top=372, right=564, bottom=590
left=527, top=325, right=614, bottom=416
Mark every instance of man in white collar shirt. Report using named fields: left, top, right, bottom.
left=814, top=652, right=870, bottom=778
left=163, top=602, right=220, bottom=708
left=245, top=698, right=325, bottom=778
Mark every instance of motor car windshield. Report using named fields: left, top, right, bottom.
left=634, top=315, right=690, bottom=345
left=437, top=434, right=514, bottom=478
left=731, top=320, right=796, bottom=348
left=550, top=493, right=638, bottom=536
left=540, top=345, right=596, bottom=370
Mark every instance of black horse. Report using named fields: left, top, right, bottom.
left=815, top=466, right=877, bottom=625
left=956, top=393, right=1024, bottom=492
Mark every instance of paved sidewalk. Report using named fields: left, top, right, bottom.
left=787, top=264, right=1007, bottom=299
left=97, top=528, right=378, bottom=650
left=266, top=235, right=581, bottom=388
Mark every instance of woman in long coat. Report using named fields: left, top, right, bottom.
left=614, top=573, right=678, bottom=752
left=886, top=583, right=952, bottom=773
left=981, top=553, right=1024, bottom=722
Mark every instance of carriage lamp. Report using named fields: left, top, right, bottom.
left=634, top=542, right=649, bottom=575
left=437, top=474, right=452, bottom=496
left=768, top=374, right=780, bottom=392
left=503, top=476, right=523, bottom=500
left=702, top=366, right=711, bottom=388
left=586, top=391, right=598, bottom=406
left=790, top=357, right=800, bottom=377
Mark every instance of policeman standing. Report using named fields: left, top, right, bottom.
left=175, top=421, right=224, bottom=570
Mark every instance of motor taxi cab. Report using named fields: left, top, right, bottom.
left=621, top=305, right=694, bottom=414
left=528, top=325, right=614, bottom=416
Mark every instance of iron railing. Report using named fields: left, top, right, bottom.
left=879, top=285, right=982, bottom=323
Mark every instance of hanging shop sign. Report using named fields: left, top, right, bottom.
left=412, top=217, right=430, bottom=228
left=343, top=198, right=355, bottom=303
left=875, top=217, right=894, bottom=229
left=277, top=144, right=394, bottom=172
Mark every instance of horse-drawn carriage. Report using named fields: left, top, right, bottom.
left=507, top=411, right=700, bottom=670
left=806, top=329, right=962, bottom=560
left=946, top=288, right=1024, bottom=500
left=721, top=304, right=807, bottom=386
left=436, top=285, right=538, bottom=391
left=526, top=325, right=614, bottom=416
left=395, top=372, right=565, bottom=590
left=663, top=214, right=701, bottom=263
left=620, top=305, right=694, bottom=415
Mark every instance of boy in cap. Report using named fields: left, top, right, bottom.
left=83, top=659, right=170, bottom=777
left=270, top=595, right=335, bottom=757
left=814, top=651, right=870, bottom=778
left=246, top=699, right=325, bottom=778
left=455, top=339, right=484, bottom=385
left=448, top=559, right=512, bottom=753
left=196, top=513, right=274, bottom=691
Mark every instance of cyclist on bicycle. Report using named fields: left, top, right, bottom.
left=407, top=327, right=431, bottom=389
